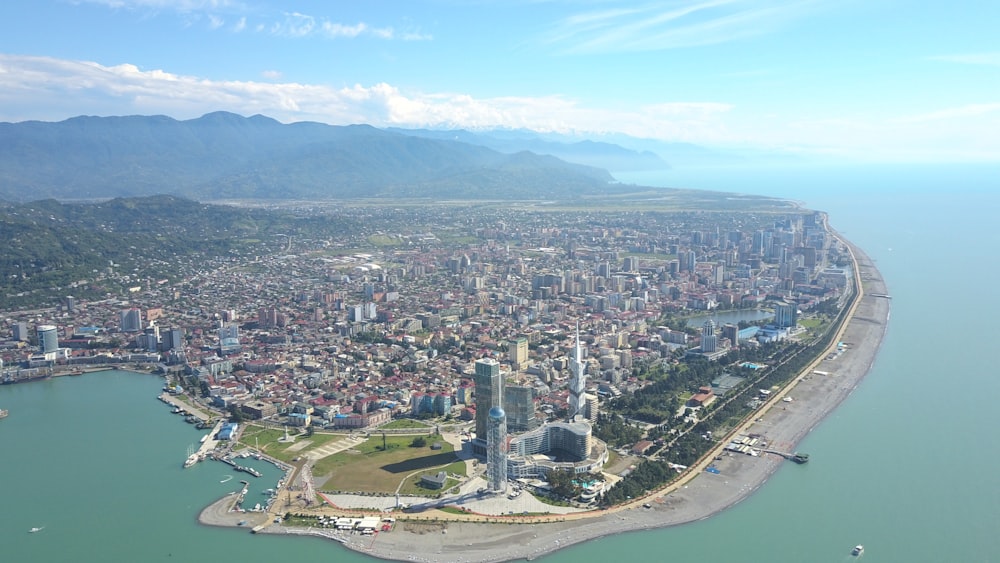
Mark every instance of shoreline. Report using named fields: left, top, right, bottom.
left=199, top=237, right=890, bottom=563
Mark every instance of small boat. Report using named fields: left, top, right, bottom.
left=852, top=545, right=864, bottom=556
left=29, top=526, right=44, bottom=533
left=183, top=454, right=199, bottom=468
left=0, top=408, right=8, bottom=419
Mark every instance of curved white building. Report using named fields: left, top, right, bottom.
left=506, top=420, right=608, bottom=479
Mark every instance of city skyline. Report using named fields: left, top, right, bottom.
left=0, top=1, right=998, bottom=162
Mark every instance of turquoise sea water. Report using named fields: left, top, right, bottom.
left=3, top=163, right=999, bottom=562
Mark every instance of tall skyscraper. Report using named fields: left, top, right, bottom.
left=503, top=385, right=537, bottom=432
left=774, top=301, right=798, bottom=328
left=568, top=324, right=587, bottom=419
left=163, top=328, right=185, bottom=351
left=508, top=337, right=528, bottom=371
left=486, top=405, right=508, bottom=493
left=722, top=323, right=739, bottom=348
left=13, top=322, right=29, bottom=342
left=37, top=325, right=58, bottom=354
left=120, top=308, right=142, bottom=332
left=701, top=320, right=718, bottom=353
left=474, top=358, right=502, bottom=440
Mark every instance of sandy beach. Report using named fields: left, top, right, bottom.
left=203, top=237, right=890, bottom=563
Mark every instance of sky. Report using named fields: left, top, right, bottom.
left=0, top=0, right=999, bottom=162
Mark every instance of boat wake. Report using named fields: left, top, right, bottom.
left=220, top=475, right=233, bottom=483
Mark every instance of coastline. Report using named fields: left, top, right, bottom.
left=200, top=238, right=890, bottom=563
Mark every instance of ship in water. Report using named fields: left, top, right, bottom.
left=851, top=545, right=864, bottom=556
left=1, top=368, right=51, bottom=385
left=183, top=454, right=200, bottom=468
left=0, top=408, right=8, bottom=419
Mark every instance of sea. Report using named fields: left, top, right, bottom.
left=2, top=162, right=998, bottom=562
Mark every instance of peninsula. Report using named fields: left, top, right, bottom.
left=221, top=234, right=889, bottom=563
left=0, top=194, right=887, bottom=563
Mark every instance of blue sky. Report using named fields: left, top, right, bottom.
left=1, top=0, right=998, bottom=162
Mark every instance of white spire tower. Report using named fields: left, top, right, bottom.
left=568, top=322, right=587, bottom=419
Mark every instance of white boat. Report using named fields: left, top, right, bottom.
left=28, top=526, right=43, bottom=533
left=852, top=545, right=864, bottom=556
left=183, top=454, right=199, bottom=468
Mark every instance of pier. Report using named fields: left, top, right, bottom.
left=762, top=449, right=810, bottom=464
left=215, top=454, right=263, bottom=477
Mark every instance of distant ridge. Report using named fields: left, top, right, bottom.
left=0, top=112, right=619, bottom=202
left=385, top=127, right=670, bottom=171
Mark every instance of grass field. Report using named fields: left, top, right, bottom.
left=382, top=418, right=432, bottom=430
left=236, top=426, right=341, bottom=463
left=314, top=434, right=464, bottom=493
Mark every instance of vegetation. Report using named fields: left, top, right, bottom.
left=382, top=418, right=431, bottom=430
left=236, top=425, right=341, bottom=463
left=314, top=434, right=461, bottom=493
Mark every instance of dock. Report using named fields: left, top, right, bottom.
left=763, top=449, right=810, bottom=463
left=215, top=454, right=263, bottom=477
left=158, top=392, right=212, bottom=421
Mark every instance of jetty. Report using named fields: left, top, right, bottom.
left=216, top=455, right=263, bottom=477
left=183, top=419, right=225, bottom=468
left=763, top=449, right=810, bottom=464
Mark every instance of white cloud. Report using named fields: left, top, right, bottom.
left=897, top=103, right=1000, bottom=123
left=543, top=0, right=825, bottom=53
left=1, top=54, right=998, bottom=162
left=80, top=1, right=426, bottom=41
left=320, top=22, right=395, bottom=40
left=930, top=52, right=1000, bottom=66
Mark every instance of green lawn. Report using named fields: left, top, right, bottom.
left=382, top=418, right=432, bottom=430
left=237, top=425, right=341, bottom=463
left=315, top=435, right=464, bottom=493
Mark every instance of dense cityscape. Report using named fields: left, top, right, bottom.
left=4, top=202, right=850, bottom=464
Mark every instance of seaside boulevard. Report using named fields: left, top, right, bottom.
left=198, top=236, right=890, bottom=563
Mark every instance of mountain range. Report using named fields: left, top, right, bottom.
left=0, top=112, right=650, bottom=202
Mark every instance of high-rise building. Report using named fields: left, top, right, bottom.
left=120, top=308, right=142, bottom=332
left=583, top=393, right=599, bottom=423
left=486, top=406, right=508, bottom=493
left=503, top=385, right=537, bottom=432
left=567, top=325, right=587, bottom=419
left=474, top=358, right=502, bottom=441
left=774, top=301, right=798, bottom=328
left=142, top=324, right=161, bottom=352
left=722, top=323, right=739, bottom=348
left=218, top=323, right=241, bottom=354
left=163, top=328, right=185, bottom=351
left=13, top=322, right=29, bottom=342
left=37, top=325, right=58, bottom=354
left=508, top=337, right=528, bottom=371
left=701, top=320, right=718, bottom=353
